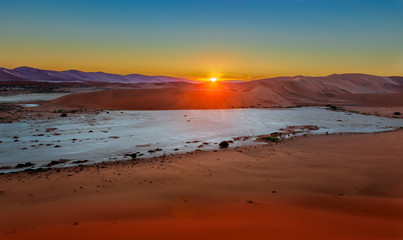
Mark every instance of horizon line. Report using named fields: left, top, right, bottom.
left=1, top=65, right=402, bottom=82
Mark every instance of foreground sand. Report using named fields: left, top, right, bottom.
left=1, top=130, right=402, bottom=239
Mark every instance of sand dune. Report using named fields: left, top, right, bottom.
left=49, top=84, right=253, bottom=110
left=3, top=70, right=402, bottom=110
left=48, top=74, right=403, bottom=110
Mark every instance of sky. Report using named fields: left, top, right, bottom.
left=1, top=0, right=403, bottom=80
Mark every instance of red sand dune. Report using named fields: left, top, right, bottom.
left=49, top=83, right=255, bottom=109
left=48, top=74, right=403, bottom=110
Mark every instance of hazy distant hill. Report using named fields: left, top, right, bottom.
left=0, top=66, right=198, bottom=84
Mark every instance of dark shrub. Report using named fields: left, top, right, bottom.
left=266, top=136, right=280, bottom=142
left=219, top=141, right=229, bottom=148
left=270, top=132, right=279, bottom=137
left=72, top=160, right=89, bottom=164
left=15, top=162, right=35, bottom=168
left=393, top=112, right=401, bottom=115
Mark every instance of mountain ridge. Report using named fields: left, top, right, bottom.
left=0, top=66, right=198, bottom=84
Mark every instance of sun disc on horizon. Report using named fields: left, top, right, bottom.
left=210, top=77, right=217, bottom=82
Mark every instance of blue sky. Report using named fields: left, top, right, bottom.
left=1, top=0, right=402, bottom=78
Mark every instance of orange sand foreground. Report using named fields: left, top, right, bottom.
left=1, top=130, right=402, bottom=239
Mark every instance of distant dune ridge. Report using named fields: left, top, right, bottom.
left=1, top=67, right=402, bottom=109
left=0, top=66, right=197, bottom=84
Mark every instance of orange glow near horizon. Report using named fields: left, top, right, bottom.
left=2, top=1, right=403, bottom=82
left=197, top=72, right=226, bottom=82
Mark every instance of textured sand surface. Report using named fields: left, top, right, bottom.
left=1, top=130, right=402, bottom=239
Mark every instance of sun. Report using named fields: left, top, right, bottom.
left=210, top=77, right=217, bottom=82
